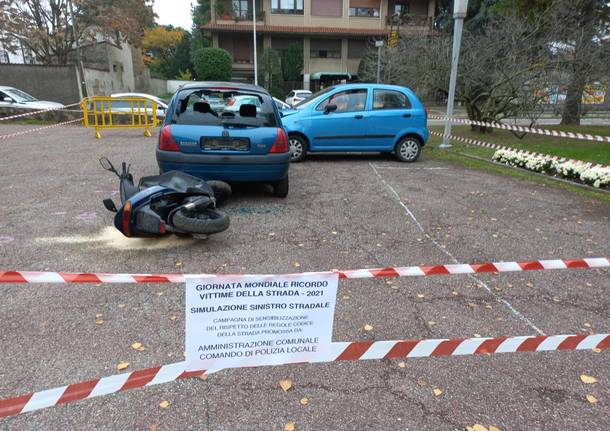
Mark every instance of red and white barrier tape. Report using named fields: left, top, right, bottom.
left=1, top=257, right=608, bottom=284
left=429, top=116, right=610, bottom=143
left=0, top=102, right=82, bottom=122
left=0, top=118, right=83, bottom=141
left=429, top=130, right=608, bottom=169
left=1, top=333, right=607, bottom=418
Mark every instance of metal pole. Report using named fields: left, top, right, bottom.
left=253, top=0, right=258, bottom=86
left=440, top=17, right=464, bottom=148
left=376, top=45, right=381, bottom=83
left=67, top=0, right=87, bottom=98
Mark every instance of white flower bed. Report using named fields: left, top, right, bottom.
left=492, top=149, right=610, bottom=188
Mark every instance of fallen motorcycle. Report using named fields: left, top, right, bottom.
left=99, top=157, right=231, bottom=237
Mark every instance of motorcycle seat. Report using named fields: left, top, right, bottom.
left=139, top=171, right=213, bottom=196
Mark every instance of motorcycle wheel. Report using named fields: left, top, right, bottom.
left=206, top=180, right=232, bottom=205
left=172, top=208, right=230, bottom=235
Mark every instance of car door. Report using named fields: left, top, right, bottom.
left=367, top=88, right=415, bottom=149
left=307, top=88, right=370, bottom=151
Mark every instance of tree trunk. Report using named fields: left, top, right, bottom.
left=560, top=0, right=597, bottom=125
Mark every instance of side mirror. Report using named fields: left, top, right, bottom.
left=99, top=157, right=116, bottom=173
left=103, top=198, right=118, bottom=213
left=324, top=104, right=338, bottom=114
left=280, top=111, right=285, bottom=117
left=3, top=97, right=13, bottom=103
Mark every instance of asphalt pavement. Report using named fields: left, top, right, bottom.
left=0, top=125, right=608, bottom=430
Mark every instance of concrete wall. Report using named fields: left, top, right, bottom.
left=0, top=64, right=81, bottom=104
left=150, top=78, right=168, bottom=96
left=167, top=80, right=193, bottom=93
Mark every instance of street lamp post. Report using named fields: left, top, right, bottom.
left=440, top=0, right=468, bottom=148
left=375, top=40, right=384, bottom=84
left=253, top=0, right=258, bottom=86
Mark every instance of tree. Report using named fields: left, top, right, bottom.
left=0, top=0, right=155, bottom=65
left=191, top=0, right=212, bottom=55
left=142, top=26, right=184, bottom=78
left=281, top=43, right=303, bottom=82
left=192, top=47, right=232, bottom=81
left=169, top=31, right=194, bottom=79
left=258, top=48, right=283, bottom=98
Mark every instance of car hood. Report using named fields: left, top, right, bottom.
left=280, top=109, right=299, bottom=118
left=17, top=100, right=65, bottom=109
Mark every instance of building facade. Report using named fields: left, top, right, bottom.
left=205, top=0, right=436, bottom=90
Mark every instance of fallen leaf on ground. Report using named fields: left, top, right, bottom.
left=300, top=397, right=309, bottom=405
left=331, top=231, right=337, bottom=235
left=416, top=378, right=427, bottom=387
left=580, top=374, right=598, bottom=384
left=489, top=426, right=502, bottom=431
left=138, top=346, right=146, bottom=352
left=592, top=348, right=601, bottom=353
left=398, top=361, right=406, bottom=368
left=416, top=293, right=425, bottom=299
left=95, top=313, right=103, bottom=318
left=586, top=394, right=598, bottom=404
left=279, top=379, right=292, bottom=392
left=284, top=422, right=295, bottom=431
left=175, top=261, right=183, bottom=267
left=148, top=424, right=160, bottom=431
left=198, top=373, right=208, bottom=381
left=95, top=319, right=104, bottom=325
left=468, top=303, right=477, bottom=308
left=364, top=324, right=374, bottom=332
left=471, top=425, right=488, bottom=431
left=157, top=291, right=164, bottom=296
left=433, top=388, right=442, bottom=396
left=116, top=361, right=129, bottom=371
left=526, top=282, right=534, bottom=288
left=427, top=321, right=436, bottom=326
left=452, top=291, right=459, bottom=296
left=293, top=262, right=301, bottom=268
left=159, top=400, right=170, bottom=409
left=485, top=305, right=492, bottom=309
left=583, top=323, right=592, bottom=328
left=118, top=304, right=126, bottom=309
left=473, top=334, right=482, bottom=338
left=131, top=342, right=142, bottom=350
left=342, top=295, right=350, bottom=300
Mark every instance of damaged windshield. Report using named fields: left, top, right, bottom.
left=171, top=87, right=279, bottom=128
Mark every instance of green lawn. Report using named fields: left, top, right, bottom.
left=430, top=125, right=610, bottom=165
left=425, top=124, right=610, bottom=204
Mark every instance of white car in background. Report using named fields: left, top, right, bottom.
left=285, top=90, right=312, bottom=106
left=109, top=93, right=169, bottom=118
left=0, top=86, right=64, bottom=110
left=223, top=94, right=262, bottom=113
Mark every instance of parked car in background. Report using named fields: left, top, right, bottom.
left=0, top=86, right=64, bottom=110
left=281, top=83, right=429, bottom=163
left=109, top=93, right=168, bottom=118
left=156, top=82, right=290, bottom=197
left=273, top=97, right=291, bottom=111
left=285, top=90, right=312, bottom=106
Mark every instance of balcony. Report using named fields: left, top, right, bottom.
left=385, top=14, right=434, bottom=29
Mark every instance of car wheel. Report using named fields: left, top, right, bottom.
left=289, top=135, right=307, bottom=162
left=273, top=177, right=289, bottom=198
left=395, top=136, right=422, bottom=162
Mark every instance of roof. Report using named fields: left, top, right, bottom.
left=178, top=81, right=270, bottom=94
left=203, top=23, right=389, bottom=36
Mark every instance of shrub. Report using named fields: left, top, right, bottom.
left=192, top=47, right=233, bottom=81
left=282, top=43, right=303, bottom=82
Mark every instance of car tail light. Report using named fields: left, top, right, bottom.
left=122, top=200, right=132, bottom=237
left=159, top=125, right=179, bottom=152
left=227, top=98, right=236, bottom=106
left=270, top=128, right=288, bottom=153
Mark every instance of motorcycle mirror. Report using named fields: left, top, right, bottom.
left=99, top=157, right=116, bottom=173
left=103, top=198, right=118, bottom=213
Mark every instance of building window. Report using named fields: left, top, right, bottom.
left=310, top=39, right=342, bottom=59
left=271, top=0, right=304, bottom=14
left=233, top=0, right=249, bottom=18
left=349, top=7, right=379, bottom=17
left=394, top=2, right=410, bottom=15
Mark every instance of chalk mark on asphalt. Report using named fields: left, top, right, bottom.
left=369, top=162, right=545, bottom=335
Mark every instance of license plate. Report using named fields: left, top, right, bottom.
left=201, top=137, right=250, bottom=151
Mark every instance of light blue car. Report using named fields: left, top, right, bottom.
left=281, top=83, right=429, bottom=162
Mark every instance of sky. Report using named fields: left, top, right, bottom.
left=154, top=0, right=195, bottom=31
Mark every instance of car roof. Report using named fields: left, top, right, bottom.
left=294, top=90, right=312, bottom=93
left=0, top=86, right=18, bottom=91
left=179, top=81, right=270, bottom=95
left=329, top=83, right=414, bottom=92
left=111, top=92, right=159, bottom=98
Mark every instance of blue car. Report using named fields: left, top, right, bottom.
left=156, top=83, right=290, bottom=197
left=281, top=83, right=429, bottom=162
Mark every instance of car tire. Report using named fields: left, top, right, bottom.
left=273, top=177, right=289, bottom=198
left=289, top=135, right=307, bottom=162
left=395, top=136, right=422, bottom=162
left=172, top=208, right=230, bottom=235
left=206, top=180, right=232, bottom=205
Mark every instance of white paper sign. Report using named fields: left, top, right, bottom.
left=185, top=272, right=338, bottom=371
